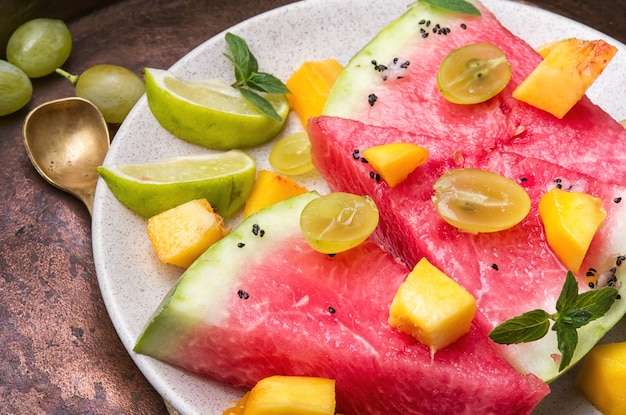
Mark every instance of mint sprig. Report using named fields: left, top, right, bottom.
left=489, top=271, right=618, bottom=371
left=421, top=0, right=481, bottom=16
left=224, top=32, right=290, bottom=121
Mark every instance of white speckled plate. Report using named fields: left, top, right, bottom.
left=92, top=0, right=626, bottom=414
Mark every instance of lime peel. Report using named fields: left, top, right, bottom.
left=144, top=68, right=289, bottom=150
left=97, top=150, right=256, bottom=218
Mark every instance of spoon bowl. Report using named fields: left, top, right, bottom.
left=23, top=97, right=110, bottom=215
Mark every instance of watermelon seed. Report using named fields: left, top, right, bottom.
left=328, top=253, right=336, bottom=258
left=369, top=171, right=375, bottom=179
left=252, top=223, right=265, bottom=237
left=371, top=60, right=387, bottom=72
left=461, top=23, right=467, bottom=29
left=237, top=289, right=249, bottom=299
left=360, top=157, right=368, bottom=163
left=352, top=149, right=360, bottom=160
left=368, top=93, right=378, bottom=106
left=328, top=306, right=336, bottom=314
left=491, top=263, right=499, bottom=271
left=614, top=197, right=622, bottom=203
left=237, top=242, right=245, bottom=248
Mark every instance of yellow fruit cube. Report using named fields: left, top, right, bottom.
left=513, top=38, right=617, bottom=119
left=286, top=59, right=344, bottom=127
left=243, top=170, right=308, bottom=219
left=242, top=375, right=336, bottom=415
left=147, top=199, right=229, bottom=268
left=538, top=188, right=606, bottom=273
left=576, top=342, right=626, bottom=415
left=361, top=143, right=428, bottom=187
left=388, top=257, right=476, bottom=355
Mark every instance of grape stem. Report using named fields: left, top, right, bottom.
left=55, top=68, right=80, bottom=84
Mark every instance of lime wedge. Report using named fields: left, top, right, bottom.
left=97, top=150, right=256, bottom=218
left=144, top=68, right=289, bottom=150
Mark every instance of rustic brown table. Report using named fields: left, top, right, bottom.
left=1, top=0, right=625, bottom=413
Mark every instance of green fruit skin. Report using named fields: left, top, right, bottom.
left=7, top=18, right=72, bottom=78
left=144, top=69, right=288, bottom=150
left=76, top=64, right=145, bottom=124
left=0, top=60, right=33, bottom=116
left=96, top=161, right=256, bottom=219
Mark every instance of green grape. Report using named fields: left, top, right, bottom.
left=7, top=18, right=72, bottom=78
left=437, top=42, right=511, bottom=104
left=269, top=131, right=315, bottom=175
left=432, top=168, right=531, bottom=233
left=0, top=60, right=33, bottom=116
left=300, top=192, right=379, bottom=254
left=57, top=64, right=145, bottom=124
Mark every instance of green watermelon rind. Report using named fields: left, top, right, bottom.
left=323, top=1, right=468, bottom=118
left=321, top=0, right=626, bottom=384
left=134, top=191, right=320, bottom=359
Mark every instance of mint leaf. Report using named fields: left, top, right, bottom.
left=422, top=0, right=481, bottom=16
left=572, top=286, right=618, bottom=319
left=223, top=32, right=289, bottom=121
left=224, top=32, right=258, bottom=84
left=247, top=72, right=290, bottom=94
left=238, top=88, right=282, bottom=121
left=553, top=321, right=578, bottom=371
left=558, top=309, right=593, bottom=329
left=556, top=271, right=580, bottom=312
left=489, top=309, right=550, bottom=344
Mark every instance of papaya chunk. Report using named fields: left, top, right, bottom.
left=286, top=59, right=344, bottom=127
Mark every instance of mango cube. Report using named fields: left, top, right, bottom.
left=513, top=38, right=617, bottom=119
left=576, top=342, right=626, bottom=415
left=362, top=143, right=428, bottom=187
left=538, top=188, right=606, bottom=273
left=286, top=59, right=344, bottom=127
left=389, top=257, right=476, bottom=354
left=242, top=375, right=336, bottom=415
left=147, top=198, right=229, bottom=268
left=243, top=170, right=308, bottom=219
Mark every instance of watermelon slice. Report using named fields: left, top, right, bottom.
left=324, top=0, right=626, bottom=187
left=135, top=192, right=549, bottom=414
left=312, top=0, right=626, bottom=382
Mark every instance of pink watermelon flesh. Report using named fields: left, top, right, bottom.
left=325, top=1, right=626, bottom=187
left=309, top=116, right=626, bottom=327
left=136, top=210, right=549, bottom=414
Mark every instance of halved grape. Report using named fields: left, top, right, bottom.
left=269, top=131, right=315, bottom=175
left=432, top=168, right=530, bottom=233
left=437, top=42, right=511, bottom=104
left=0, top=60, right=33, bottom=116
left=300, top=192, right=379, bottom=254
left=57, top=64, right=145, bottom=124
left=7, top=18, right=72, bottom=78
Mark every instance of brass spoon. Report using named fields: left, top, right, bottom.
left=23, top=97, right=110, bottom=216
